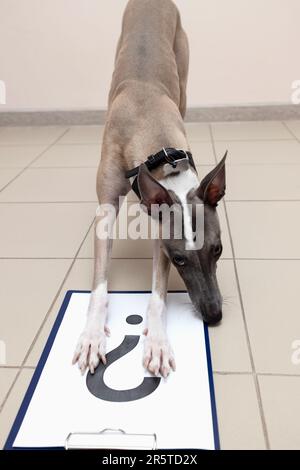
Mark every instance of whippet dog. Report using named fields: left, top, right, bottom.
left=73, top=0, right=226, bottom=378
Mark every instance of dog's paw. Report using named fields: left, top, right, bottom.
left=143, top=331, right=176, bottom=378
left=72, top=325, right=110, bottom=375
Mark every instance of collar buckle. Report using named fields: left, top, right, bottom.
left=163, top=147, right=177, bottom=168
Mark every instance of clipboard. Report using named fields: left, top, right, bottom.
left=65, top=428, right=157, bottom=450
left=4, top=291, right=220, bottom=450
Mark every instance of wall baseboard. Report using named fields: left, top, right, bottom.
left=185, top=104, right=300, bottom=122
left=0, top=104, right=299, bottom=126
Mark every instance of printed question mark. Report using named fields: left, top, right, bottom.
left=86, top=315, right=161, bottom=402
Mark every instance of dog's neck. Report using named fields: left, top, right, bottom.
left=152, top=158, right=199, bottom=185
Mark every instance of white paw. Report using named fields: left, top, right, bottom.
left=72, top=325, right=110, bottom=375
left=143, top=331, right=176, bottom=378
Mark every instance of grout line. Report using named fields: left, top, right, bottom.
left=75, top=256, right=270, bottom=262
left=1, top=367, right=299, bottom=376
left=1, top=199, right=300, bottom=204
left=214, top=371, right=300, bottom=377
left=50, top=142, right=102, bottom=145
left=225, top=258, right=300, bottom=261
left=213, top=371, right=252, bottom=376
left=206, top=137, right=300, bottom=144
left=0, top=256, right=300, bottom=262
left=257, top=372, right=300, bottom=378
left=185, top=139, right=212, bottom=143
left=0, top=257, right=77, bottom=260
left=0, top=216, right=95, bottom=415
left=0, top=128, right=70, bottom=195
left=0, top=366, right=21, bottom=370
left=225, top=199, right=300, bottom=203
left=54, top=142, right=102, bottom=146
left=0, top=143, right=56, bottom=147
left=0, top=201, right=98, bottom=204
left=0, top=142, right=102, bottom=148
left=209, top=123, right=271, bottom=449
left=24, top=167, right=98, bottom=171
left=212, top=137, right=295, bottom=142
left=0, top=200, right=98, bottom=204
left=282, top=121, right=300, bottom=143
left=0, top=366, right=35, bottom=370
left=1, top=256, right=300, bottom=261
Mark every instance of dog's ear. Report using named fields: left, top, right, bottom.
left=197, top=151, right=227, bottom=206
left=137, top=163, right=173, bottom=214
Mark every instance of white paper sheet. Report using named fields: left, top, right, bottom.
left=12, top=292, right=217, bottom=449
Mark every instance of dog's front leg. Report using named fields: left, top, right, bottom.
left=143, top=239, right=176, bottom=378
left=72, top=205, right=116, bottom=374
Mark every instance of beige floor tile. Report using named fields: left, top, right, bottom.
left=211, top=121, right=293, bottom=141
left=215, top=140, right=300, bottom=165
left=189, top=142, right=215, bottom=164
left=0, top=369, right=33, bottom=449
left=79, top=225, right=154, bottom=259
left=195, top=164, right=213, bottom=178
left=285, top=120, right=300, bottom=139
left=0, top=259, right=71, bottom=366
left=0, top=369, right=18, bottom=406
left=214, top=374, right=266, bottom=449
left=26, top=258, right=159, bottom=366
left=126, top=191, right=139, bottom=203
left=26, top=259, right=246, bottom=373
left=113, top=259, right=183, bottom=290
left=0, top=126, right=67, bottom=145
left=32, top=144, right=101, bottom=168
left=0, top=202, right=96, bottom=257
left=259, top=375, right=300, bottom=450
left=184, top=122, right=211, bottom=141
left=57, top=125, right=104, bottom=144
left=79, top=201, right=154, bottom=258
left=226, top=164, right=300, bottom=200
left=209, top=260, right=251, bottom=372
left=0, top=145, right=48, bottom=168
left=226, top=201, right=300, bottom=258
left=0, top=168, right=98, bottom=202
left=236, top=260, right=300, bottom=374
left=218, top=203, right=232, bottom=258
left=0, top=169, right=20, bottom=191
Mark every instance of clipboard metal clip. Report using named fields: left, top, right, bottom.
left=65, top=427, right=157, bottom=450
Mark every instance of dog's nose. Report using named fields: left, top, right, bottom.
left=203, top=308, right=222, bottom=325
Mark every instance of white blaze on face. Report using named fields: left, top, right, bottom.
left=161, top=168, right=199, bottom=249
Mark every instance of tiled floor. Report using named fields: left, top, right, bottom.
left=0, top=121, right=300, bottom=450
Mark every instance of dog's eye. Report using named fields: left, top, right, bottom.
left=173, top=255, right=185, bottom=267
left=213, top=244, right=223, bottom=257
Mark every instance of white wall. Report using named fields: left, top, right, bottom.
left=0, top=0, right=299, bottom=111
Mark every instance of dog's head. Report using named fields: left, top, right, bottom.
left=137, top=155, right=226, bottom=325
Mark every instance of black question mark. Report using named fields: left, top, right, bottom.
left=86, top=315, right=161, bottom=402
